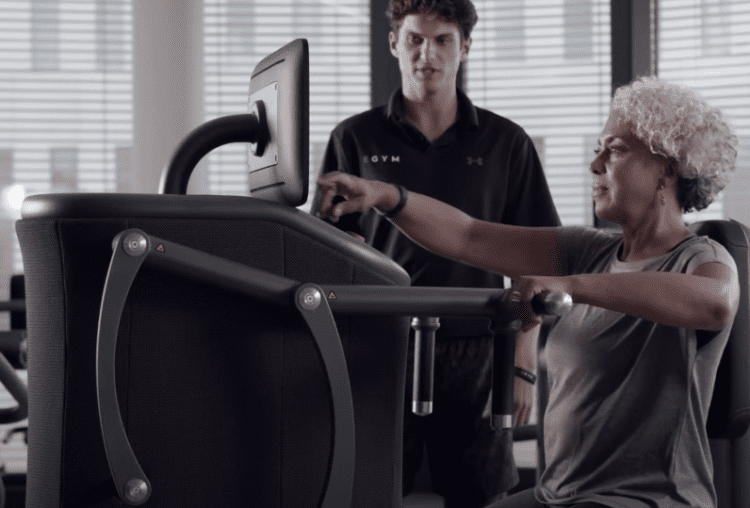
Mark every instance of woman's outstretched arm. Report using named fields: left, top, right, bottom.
left=511, top=263, right=739, bottom=332
left=318, top=172, right=563, bottom=278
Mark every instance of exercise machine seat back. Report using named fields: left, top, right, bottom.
left=16, top=192, right=411, bottom=507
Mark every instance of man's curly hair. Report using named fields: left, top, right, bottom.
left=386, top=0, right=478, bottom=41
left=611, top=76, right=738, bottom=213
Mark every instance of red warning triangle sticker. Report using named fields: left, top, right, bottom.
left=156, top=244, right=165, bottom=252
left=328, top=292, right=337, bottom=300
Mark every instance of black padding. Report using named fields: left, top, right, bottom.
left=689, top=219, right=750, bottom=439
left=10, top=274, right=24, bottom=330
left=17, top=194, right=411, bottom=508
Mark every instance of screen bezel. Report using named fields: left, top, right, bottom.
left=246, top=38, right=310, bottom=207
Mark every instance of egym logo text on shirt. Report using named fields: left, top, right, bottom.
left=363, top=155, right=401, bottom=163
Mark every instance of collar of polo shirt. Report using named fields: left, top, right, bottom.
left=385, top=87, right=480, bottom=133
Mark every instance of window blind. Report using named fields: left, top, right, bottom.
left=0, top=0, right=133, bottom=275
left=203, top=0, right=371, bottom=212
left=658, top=0, right=750, bottom=224
left=466, top=0, right=611, bottom=226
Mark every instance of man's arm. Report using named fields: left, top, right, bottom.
left=310, top=129, right=362, bottom=234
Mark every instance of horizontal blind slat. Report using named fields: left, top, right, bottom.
left=467, top=0, right=611, bottom=227
left=203, top=0, right=370, bottom=206
left=0, top=0, right=133, bottom=275
left=660, top=0, right=750, bottom=224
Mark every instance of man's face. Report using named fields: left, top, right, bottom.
left=389, top=13, right=471, bottom=98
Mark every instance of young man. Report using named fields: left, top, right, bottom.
left=310, top=1, right=561, bottom=506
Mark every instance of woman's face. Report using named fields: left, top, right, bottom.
left=590, top=112, right=668, bottom=226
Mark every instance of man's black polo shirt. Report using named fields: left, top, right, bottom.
left=311, top=88, right=561, bottom=334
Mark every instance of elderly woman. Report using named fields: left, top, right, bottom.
left=317, top=76, right=740, bottom=508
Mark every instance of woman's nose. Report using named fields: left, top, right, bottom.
left=589, top=155, right=604, bottom=175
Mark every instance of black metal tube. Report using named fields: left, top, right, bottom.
left=411, top=317, right=440, bottom=416
left=142, top=234, right=297, bottom=307
left=492, top=319, right=521, bottom=430
left=322, top=285, right=505, bottom=317
left=0, top=300, right=25, bottom=312
left=160, top=113, right=264, bottom=195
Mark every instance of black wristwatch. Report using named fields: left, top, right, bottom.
left=514, top=367, right=537, bottom=385
left=375, top=184, right=409, bottom=219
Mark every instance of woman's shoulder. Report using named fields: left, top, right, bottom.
left=677, top=234, right=738, bottom=276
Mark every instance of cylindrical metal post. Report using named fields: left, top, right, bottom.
left=411, top=317, right=440, bottom=416
left=491, top=319, right=521, bottom=430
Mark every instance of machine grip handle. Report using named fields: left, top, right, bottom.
left=411, top=317, right=440, bottom=416
left=530, top=291, right=573, bottom=316
left=492, top=291, right=572, bottom=430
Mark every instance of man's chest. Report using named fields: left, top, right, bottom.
left=350, top=132, right=509, bottom=217
left=356, top=134, right=501, bottom=178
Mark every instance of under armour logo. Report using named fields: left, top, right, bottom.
left=467, top=157, right=483, bottom=165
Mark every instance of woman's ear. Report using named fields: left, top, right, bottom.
left=665, top=157, right=678, bottom=178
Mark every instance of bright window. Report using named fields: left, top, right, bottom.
left=203, top=0, right=371, bottom=212
left=658, top=0, right=750, bottom=224
left=0, top=0, right=132, bottom=275
left=0, top=0, right=131, bottom=472
left=466, top=0, right=612, bottom=226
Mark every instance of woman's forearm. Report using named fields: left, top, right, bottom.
left=384, top=187, right=475, bottom=262
left=569, top=270, right=737, bottom=331
left=321, top=174, right=561, bottom=277
left=515, top=326, right=538, bottom=371
left=378, top=184, right=561, bottom=278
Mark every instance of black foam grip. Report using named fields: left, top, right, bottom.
left=492, top=323, right=518, bottom=421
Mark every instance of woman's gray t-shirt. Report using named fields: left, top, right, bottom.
left=536, top=226, right=737, bottom=508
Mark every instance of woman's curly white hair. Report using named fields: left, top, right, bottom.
left=611, top=76, right=738, bottom=213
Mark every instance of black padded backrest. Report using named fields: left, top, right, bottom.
left=17, top=193, right=411, bottom=508
left=688, top=219, right=750, bottom=439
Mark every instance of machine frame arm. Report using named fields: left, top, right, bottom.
left=96, top=228, right=570, bottom=506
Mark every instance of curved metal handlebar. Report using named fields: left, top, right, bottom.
left=159, top=113, right=265, bottom=195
